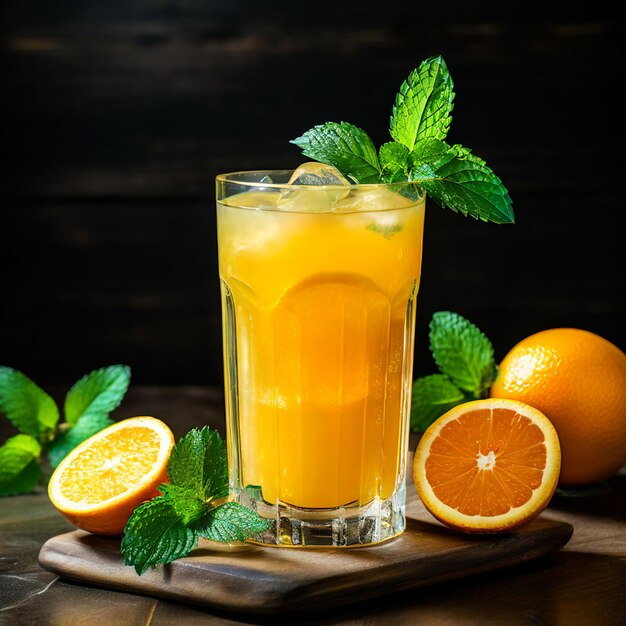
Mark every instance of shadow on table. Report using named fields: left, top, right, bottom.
left=549, top=474, right=626, bottom=522
left=180, top=551, right=624, bottom=626
left=9, top=550, right=621, bottom=626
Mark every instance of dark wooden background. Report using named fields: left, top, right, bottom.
left=1, top=3, right=624, bottom=390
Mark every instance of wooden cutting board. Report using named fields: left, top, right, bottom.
left=38, top=492, right=573, bottom=615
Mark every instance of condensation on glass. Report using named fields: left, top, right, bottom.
left=216, top=169, right=425, bottom=546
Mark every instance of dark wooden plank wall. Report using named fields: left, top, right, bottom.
left=1, top=3, right=624, bottom=387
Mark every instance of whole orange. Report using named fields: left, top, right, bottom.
left=490, top=328, right=626, bottom=486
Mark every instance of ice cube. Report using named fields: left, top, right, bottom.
left=277, top=187, right=334, bottom=212
left=222, top=190, right=281, bottom=210
left=333, top=186, right=416, bottom=212
left=365, top=216, right=403, bottom=238
left=333, top=187, right=419, bottom=237
left=287, top=162, right=350, bottom=187
left=279, top=162, right=351, bottom=212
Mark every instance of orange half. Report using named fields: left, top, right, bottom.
left=413, top=398, right=561, bottom=533
left=48, top=416, right=175, bottom=535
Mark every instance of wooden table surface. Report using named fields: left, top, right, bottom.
left=1, top=386, right=625, bottom=626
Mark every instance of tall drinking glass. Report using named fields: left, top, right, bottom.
left=216, top=169, right=425, bottom=546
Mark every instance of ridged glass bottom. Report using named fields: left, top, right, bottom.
left=236, top=482, right=406, bottom=547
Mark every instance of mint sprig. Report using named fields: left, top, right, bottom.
left=0, top=368, right=59, bottom=439
left=410, top=312, right=498, bottom=433
left=64, top=365, right=130, bottom=426
left=121, top=427, right=269, bottom=575
left=379, top=142, right=411, bottom=182
left=47, top=413, right=116, bottom=469
left=290, top=121, right=381, bottom=184
left=291, top=55, right=514, bottom=224
left=0, top=365, right=131, bottom=495
left=0, top=434, right=42, bottom=496
left=411, top=140, right=514, bottom=224
left=429, top=311, right=497, bottom=394
left=390, top=54, right=454, bottom=149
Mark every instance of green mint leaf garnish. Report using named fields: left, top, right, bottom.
left=290, top=121, right=381, bottom=184
left=47, top=413, right=114, bottom=469
left=64, top=365, right=130, bottom=426
left=411, top=141, right=514, bottom=224
left=49, top=364, right=130, bottom=467
left=410, top=374, right=466, bottom=433
left=410, top=137, right=451, bottom=165
left=159, top=484, right=209, bottom=524
left=290, top=55, right=514, bottom=224
left=167, top=426, right=229, bottom=501
left=0, top=367, right=59, bottom=439
left=411, top=312, right=498, bottom=432
left=122, top=427, right=268, bottom=575
left=121, top=497, right=199, bottom=575
left=0, top=364, right=131, bottom=495
left=0, top=434, right=42, bottom=496
left=390, top=55, right=454, bottom=150
left=429, top=311, right=497, bottom=396
left=379, top=141, right=411, bottom=183
left=198, top=501, right=269, bottom=543
left=366, top=221, right=403, bottom=238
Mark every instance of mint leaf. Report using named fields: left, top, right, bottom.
left=159, top=484, right=208, bottom=524
left=290, top=122, right=381, bottom=183
left=47, top=413, right=114, bottom=469
left=411, top=374, right=465, bottom=433
left=429, top=311, right=497, bottom=396
left=411, top=141, right=514, bottom=224
left=167, top=426, right=229, bottom=501
left=121, top=497, right=199, bottom=575
left=64, top=365, right=130, bottom=426
left=122, top=427, right=269, bottom=574
left=0, top=367, right=59, bottom=438
left=288, top=55, right=514, bottom=226
left=410, top=137, right=451, bottom=165
left=390, top=55, right=454, bottom=151
left=366, top=221, right=403, bottom=238
left=199, top=501, right=269, bottom=543
left=0, top=434, right=42, bottom=496
left=379, top=142, right=411, bottom=183
left=45, top=365, right=130, bottom=468
left=122, top=498, right=270, bottom=575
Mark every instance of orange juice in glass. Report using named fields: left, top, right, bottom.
left=216, top=165, right=425, bottom=546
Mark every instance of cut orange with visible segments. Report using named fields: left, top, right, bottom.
left=413, top=399, right=561, bottom=534
left=48, top=416, right=174, bottom=535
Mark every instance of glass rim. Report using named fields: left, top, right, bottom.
left=215, top=169, right=424, bottom=193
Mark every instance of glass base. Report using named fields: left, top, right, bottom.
left=237, top=483, right=406, bottom=547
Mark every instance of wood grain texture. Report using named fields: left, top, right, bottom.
left=2, top=386, right=626, bottom=625
left=37, top=501, right=573, bottom=614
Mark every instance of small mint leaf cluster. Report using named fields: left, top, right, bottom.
left=121, top=427, right=269, bottom=575
left=410, top=312, right=498, bottom=432
left=0, top=365, right=130, bottom=496
left=291, top=56, right=514, bottom=224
